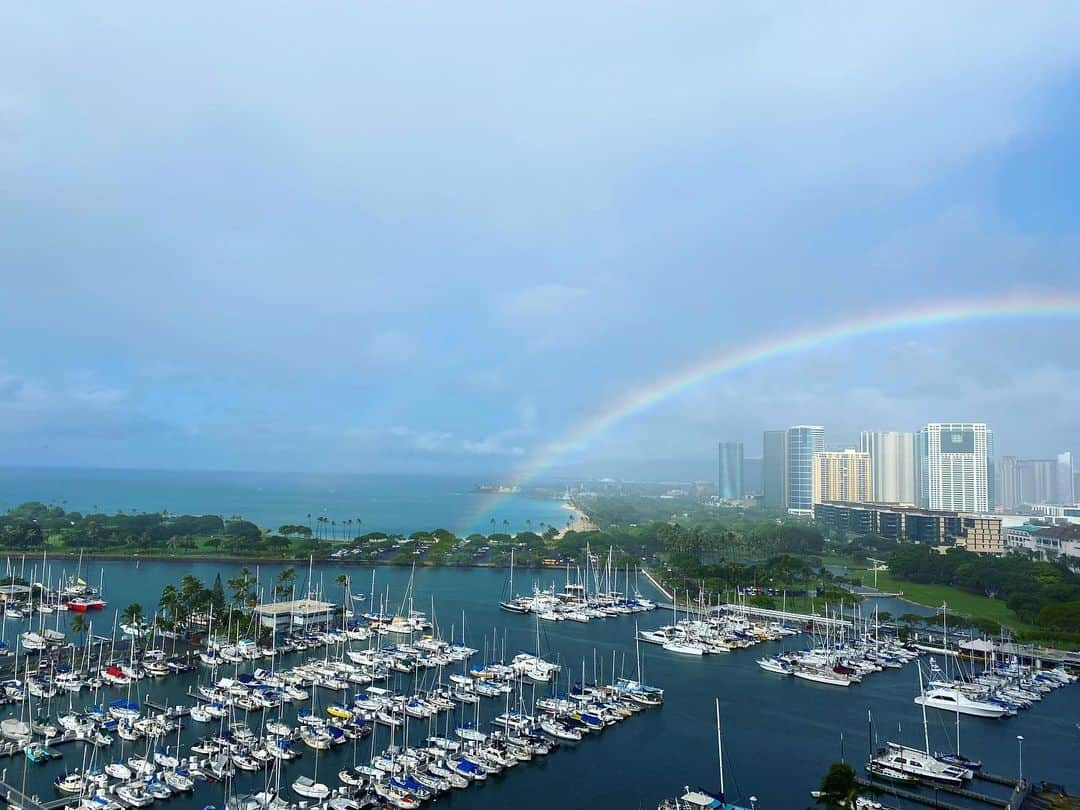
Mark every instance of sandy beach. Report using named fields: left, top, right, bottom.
left=559, top=500, right=596, bottom=535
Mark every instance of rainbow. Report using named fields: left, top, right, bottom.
left=465, top=290, right=1080, bottom=531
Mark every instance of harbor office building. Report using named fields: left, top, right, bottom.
left=814, top=501, right=1004, bottom=555
left=254, top=598, right=338, bottom=633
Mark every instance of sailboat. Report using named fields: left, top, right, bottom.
left=869, top=665, right=974, bottom=785
left=499, top=549, right=531, bottom=613
left=658, top=699, right=754, bottom=809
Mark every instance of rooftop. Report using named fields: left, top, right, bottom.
left=1034, top=524, right=1080, bottom=541
left=254, top=598, right=336, bottom=615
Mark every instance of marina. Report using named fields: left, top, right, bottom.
left=0, top=559, right=1069, bottom=810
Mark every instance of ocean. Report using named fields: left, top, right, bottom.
left=0, top=467, right=571, bottom=537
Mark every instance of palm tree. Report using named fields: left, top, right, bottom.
left=307, top=513, right=312, bottom=536
left=122, top=602, right=143, bottom=626
left=69, top=612, right=88, bottom=637
left=275, top=567, right=296, bottom=600
left=158, top=584, right=180, bottom=622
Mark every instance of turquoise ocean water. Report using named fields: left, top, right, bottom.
left=0, top=468, right=570, bottom=537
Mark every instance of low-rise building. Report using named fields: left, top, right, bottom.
left=814, top=501, right=1003, bottom=554
left=1005, top=523, right=1080, bottom=561
left=254, top=598, right=338, bottom=633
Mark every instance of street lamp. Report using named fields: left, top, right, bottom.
left=1016, top=735, right=1024, bottom=786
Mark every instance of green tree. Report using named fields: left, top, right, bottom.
left=210, top=574, right=226, bottom=612
left=816, top=762, right=866, bottom=809
left=275, top=567, right=296, bottom=600
left=122, top=602, right=143, bottom=625
left=158, top=584, right=180, bottom=622
left=69, top=612, right=88, bottom=637
left=227, top=566, right=252, bottom=606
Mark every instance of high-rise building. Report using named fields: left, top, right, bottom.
left=812, top=449, right=872, bottom=504
left=998, top=456, right=1020, bottom=510
left=717, top=442, right=745, bottom=500
left=1021, top=460, right=1057, bottom=504
left=787, top=425, right=825, bottom=513
left=860, top=431, right=915, bottom=504
left=1057, top=452, right=1074, bottom=505
left=915, top=423, right=992, bottom=513
left=761, top=430, right=788, bottom=509
left=999, top=454, right=1075, bottom=506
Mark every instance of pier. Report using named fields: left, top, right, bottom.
left=856, top=771, right=1032, bottom=810
left=722, top=602, right=852, bottom=629
left=0, top=769, right=80, bottom=810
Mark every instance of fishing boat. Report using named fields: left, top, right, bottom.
left=54, top=772, right=88, bottom=794
left=25, top=742, right=58, bottom=763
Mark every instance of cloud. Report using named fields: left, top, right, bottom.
left=0, top=374, right=172, bottom=442
left=502, top=284, right=589, bottom=322
left=1, top=4, right=1079, bottom=474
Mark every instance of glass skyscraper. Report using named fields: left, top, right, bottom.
left=717, top=442, right=744, bottom=500
left=761, top=430, right=788, bottom=509
left=786, top=425, right=824, bottom=513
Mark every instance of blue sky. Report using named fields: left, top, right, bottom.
left=2, top=3, right=1080, bottom=481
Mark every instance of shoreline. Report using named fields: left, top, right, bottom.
left=0, top=550, right=596, bottom=571
left=558, top=500, right=596, bottom=535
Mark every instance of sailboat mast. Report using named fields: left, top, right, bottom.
left=715, top=697, right=725, bottom=797
left=919, top=663, right=930, bottom=755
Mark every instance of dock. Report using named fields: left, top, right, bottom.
left=722, top=602, right=852, bottom=629
left=639, top=567, right=671, bottom=601
left=0, top=768, right=80, bottom=810
left=0, top=731, right=105, bottom=761
left=856, top=771, right=1031, bottom=810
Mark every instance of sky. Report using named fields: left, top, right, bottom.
left=2, top=2, right=1080, bottom=482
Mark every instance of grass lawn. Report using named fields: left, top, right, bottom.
left=855, top=568, right=1045, bottom=635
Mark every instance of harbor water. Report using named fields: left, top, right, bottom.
left=1, top=560, right=1077, bottom=809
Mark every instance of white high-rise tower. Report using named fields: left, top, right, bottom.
left=860, top=431, right=915, bottom=504
left=916, top=423, right=992, bottom=512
